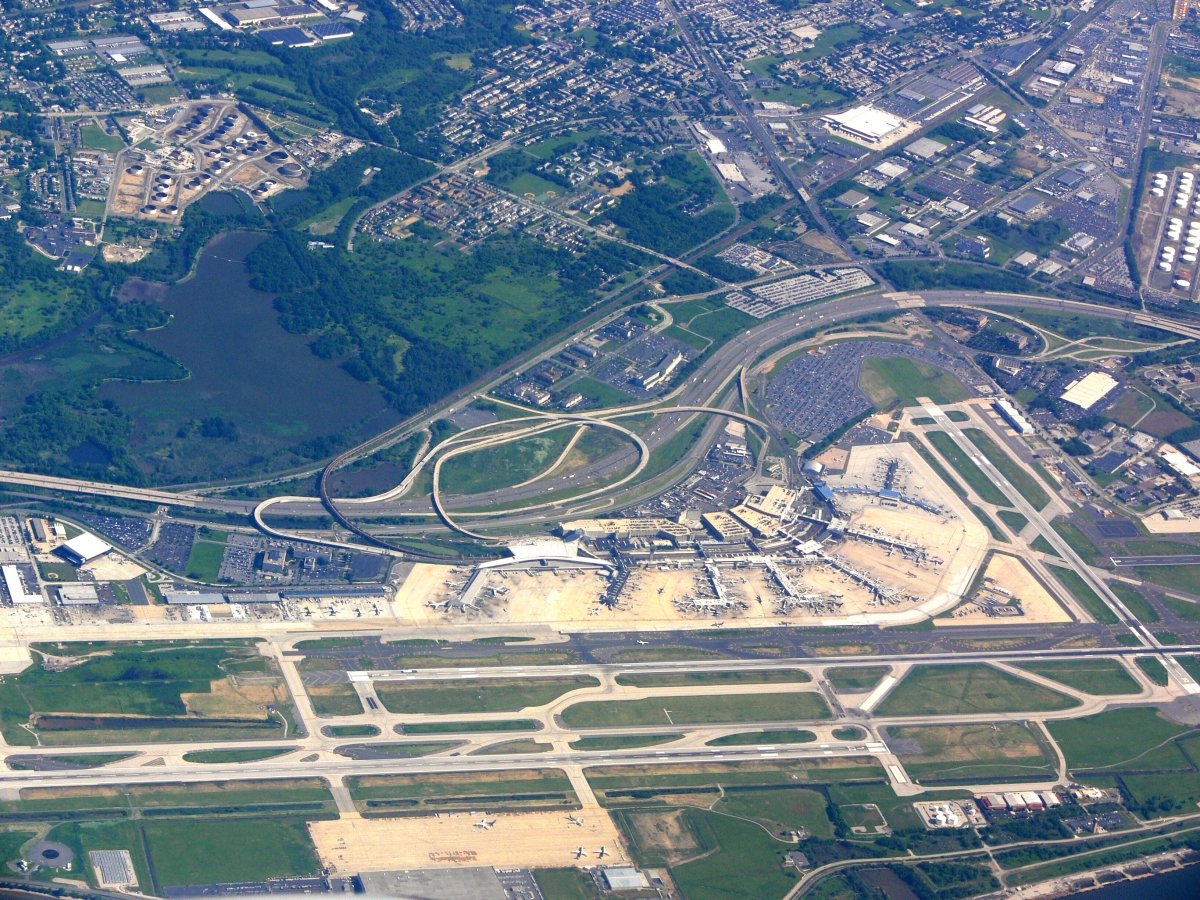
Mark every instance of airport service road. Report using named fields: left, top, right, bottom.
left=1111, top=555, right=1200, bottom=566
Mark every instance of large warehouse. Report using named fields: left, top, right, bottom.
left=823, top=106, right=907, bottom=144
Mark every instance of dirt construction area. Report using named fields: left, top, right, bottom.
left=309, top=806, right=627, bottom=871
left=938, top=553, right=1071, bottom=626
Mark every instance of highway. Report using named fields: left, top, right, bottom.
left=9, top=287, right=1199, bottom=546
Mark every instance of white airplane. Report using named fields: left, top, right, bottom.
left=566, top=815, right=585, bottom=826
left=473, top=817, right=496, bottom=830
left=574, top=847, right=588, bottom=859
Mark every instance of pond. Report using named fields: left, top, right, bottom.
left=100, top=231, right=396, bottom=481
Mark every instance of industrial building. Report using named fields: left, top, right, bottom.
left=993, top=399, right=1034, bottom=435
left=59, top=533, right=112, bottom=566
left=56, top=584, right=100, bottom=605
left=823, top=106, right=907, bottom=144
left=1060, top=372, right=1119, bottom=410
left=1, top=565, right=40, bottom=604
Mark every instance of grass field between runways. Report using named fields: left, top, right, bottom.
left=885, top=723, right=1056, bottom=783
left=374, top=676, right=599, bottom=715
left=1014, top=659, right=1142, bottom=696
left=560, top=691, right=831, bottom=728
left=875, top=664, right=1079, bottom=716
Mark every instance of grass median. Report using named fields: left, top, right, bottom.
left=1015, top=659, right=1141, bottom=696
left=963, top=428, right=1051, bottom=510
left=375, top=676, right=599, bottom=715
left=926, top=430, right=1010, bottom=507
left=876, top=664, right=1079, bottom=716
left=561, top=691, right=831, bottom=728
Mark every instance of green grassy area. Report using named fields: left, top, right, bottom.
left=5, top=779, right=336, bottom=838
left=1116, top=540, right=1200, bottom=556
left=297, top=195, right=360, bottom=234
left=375, top=677, right=599, bottom=715
left=78, top=123, right=124, bottom=152
left=1032, top=535, right=1060, bottom=556
left=971, top=505, right=1008, bottom=543
left=391, top=650, right=578, bottom=668
left=1015, top=659, right=1141, bottom=695
left=569, top=733, right=682, bottom=751
left=401, top=719, right=540, bottom=735
left=588, top=758, right=883, bottom=800
left=876, top=665, right=1079, bottom=716
left=887, top=723, right=1056, bottom=783
left=185, top=534, right=227, bottom=581
left=608, top=646, right=725, bottom=663
left=991, top=307, right=1175, bottom=343
left=347, top=768, right=577, bottom=813
left=560, top=692, right=831, bottom=728
left=534, top=869, right=601, bottom=900
left=613, top=670, right=810, bottom=688
left=666, top=808, right=817, bottom=900
left=144, top=818, right=319, bottom=886
left=6, top=752, right=133, bottom=770
left=563, top=376, right=633, bottom=409
left=1110, top=582, right=1160, bottom=623
left=825, top=666, right=890, bottom=692
left=891, top=440, right=961, bottom=499
left=1048, top=708, right=1194, bottom=771
left=37, top=562, right=77, bottom=582
left=1139, top=570, right=1200, bottom=603
left=0, top=640, right=286, bottom=746
left=48, top=821, right=148, bottom=891
left=926, top=431, right=1010, bottom=506
left=324, top=724, right=379, bottom=737
left=306, top=684, right=363, bottom=717
left=470, top=740, right=551, bottom=755
left=335, top=742, right=462, bottom=759
left=295, top=638, right=364, bottom=650
left=997, top=510, right=1029, bottom=533
left=1136, top=657, right=1170, bottom=686
left=440, top=427, right=577, bottom=495
left=715, top=785, right=835, bottom=838
left=182, top=748, right=294, bottom=764
left=963, top=428, right=1050, bottom=509
left=858, top=357, right=968, bottom=410
left=1051, top=520, right=1108, bottom=568
left=707, top=729, right=817, bottom=746
left=1048, top=566, right=1119, bottom=624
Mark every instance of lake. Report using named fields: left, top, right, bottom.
left=100, top=231, right=396, bottom=482
left=1082, top=863, right=1200, bottom=898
